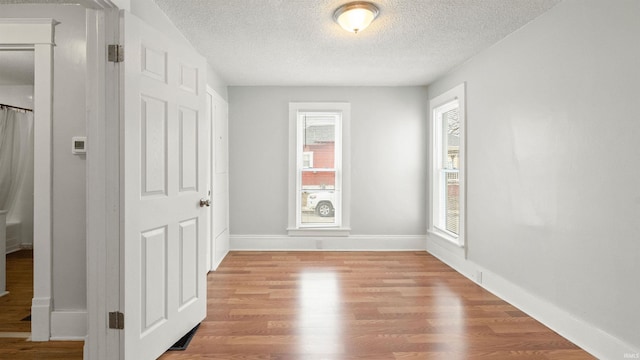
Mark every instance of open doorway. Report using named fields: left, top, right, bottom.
left=0, top=18, right=55, bottom=342
left=0, top=49, right=35, bottom=336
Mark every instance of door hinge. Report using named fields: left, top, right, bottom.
left=108, top=44, right=124, bottom=63
left=108, top=311, right=124, bottom=330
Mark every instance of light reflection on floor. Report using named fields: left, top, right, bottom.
left=297, top=270, right=344, bottom=356
left=433, top=280, right=468, bottom=356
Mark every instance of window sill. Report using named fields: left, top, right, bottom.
left=428, top=229, right=463, bottom=248
left=427, top=229, right=466, bottom=260
left=287, top=227, right=351, bottom=237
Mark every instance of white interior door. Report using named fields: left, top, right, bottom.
left=121, top=11, right=208, bottom=360
left=206, top=91, right=213, bottom=272
left=209, top=89, right=230, bottom=270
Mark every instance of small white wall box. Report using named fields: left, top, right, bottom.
left=72, top=136, right=87, bottom=154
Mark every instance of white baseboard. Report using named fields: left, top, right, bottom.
left=5, top=221, right=21, bottom=254
left=426, top=236, right=639, bottom=360
left=230, top=234, right=427, bottom=251
left=210, top=249, right=229, bottom=271
left=31, top=297, right=51, bottom=341
left=4, top=244, right=32, bottom=255
left=5, top=241, right=20, bottom=254
left=50, top=310, right=87, bottom=340
left=83, top=335, right=89, bottom=360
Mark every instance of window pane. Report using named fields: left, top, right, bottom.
left=299, top=115, right=337, bottom=225
left=444, top=170, right=459, bottom=235
left=301, top=190, right=336, bottom=224
left=302, top=170, right=335, bottom=191
left=303, top=116, right=335, bottom=169
left=301, top=171, right=335, bottom=224
left=443, top=107, right=459, bottom=169
left=439, top=105, right=459, bottom=235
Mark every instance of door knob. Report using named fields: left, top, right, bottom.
left=199, top=198, right=211, bottom=207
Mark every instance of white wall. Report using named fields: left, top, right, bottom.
left=229, top=86, right=428, bottom=238
left=0, top=85, right=34, bottom=110
left=427, top=0, right=640, bottom=356
left=208, top=64, right=228, bottom=102
left=1, top=4, right=88, bottom=311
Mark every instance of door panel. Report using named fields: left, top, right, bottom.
left=141, top=44, right=167, bottom=82
left=212, top=174, right=228, bottom=239
left=140, top=226, right=167, bottom=334
left=178, top=218, right=198, bottom=308
left=179, top=64, right=198, bottom=93
left=140, top=95, right=167, bottom=196
left=214, top=101, right=228, bottom=174
left=122, top=11, right=208, bottom=360
left=179, top=107, right=198, bottom=192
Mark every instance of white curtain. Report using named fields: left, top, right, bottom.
left=0, top=107, right=34, bottom=222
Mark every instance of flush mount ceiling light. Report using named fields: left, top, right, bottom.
left=333, top=1, right=380, bottom=34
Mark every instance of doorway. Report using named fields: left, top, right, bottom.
left=0, top=18, right=55, bottom=341
left=0, top=49, right=35, bottom=337
left=207, top=87, right=230, bottom=271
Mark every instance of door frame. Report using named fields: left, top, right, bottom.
left=85, top=3, right=121, bottom=359
left=206, top=89, right=213, bottom=272
left=0, top=18, right=55, bottom=342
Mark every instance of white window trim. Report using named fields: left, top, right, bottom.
left=429, top=83, right=466, bottom=247
left=288, top=102, right=351, bottom=236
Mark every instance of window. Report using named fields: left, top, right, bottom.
left=430, top=83, right=465, bottom=246
left=298, top=112, right=341, bottom=227
left=288, top=103, right=351, bottom=235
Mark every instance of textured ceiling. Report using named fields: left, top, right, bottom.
left=0, top=0, right=561, bottom=86
left=0, top=51, right=34, bottom=86
left=0, top=0, right=77, bottom=3
left=153, top=0, right=561, bottom=86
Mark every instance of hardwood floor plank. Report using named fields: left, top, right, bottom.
left=159, top=251, right=595, bottom=360
left=0, top=337, right=83, bottom=359
left=0, top=250, right=33, bottom=333
left=0, top=250, right=83, bottom=359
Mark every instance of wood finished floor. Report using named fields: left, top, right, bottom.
left=0, top=250, right=84, bottom=359
left=0, top=250, right=33, bottom=333
left=159, top=251, right=595, bottom=360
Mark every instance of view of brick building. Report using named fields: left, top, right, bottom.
left=301, top=123, right=335, bottom=190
